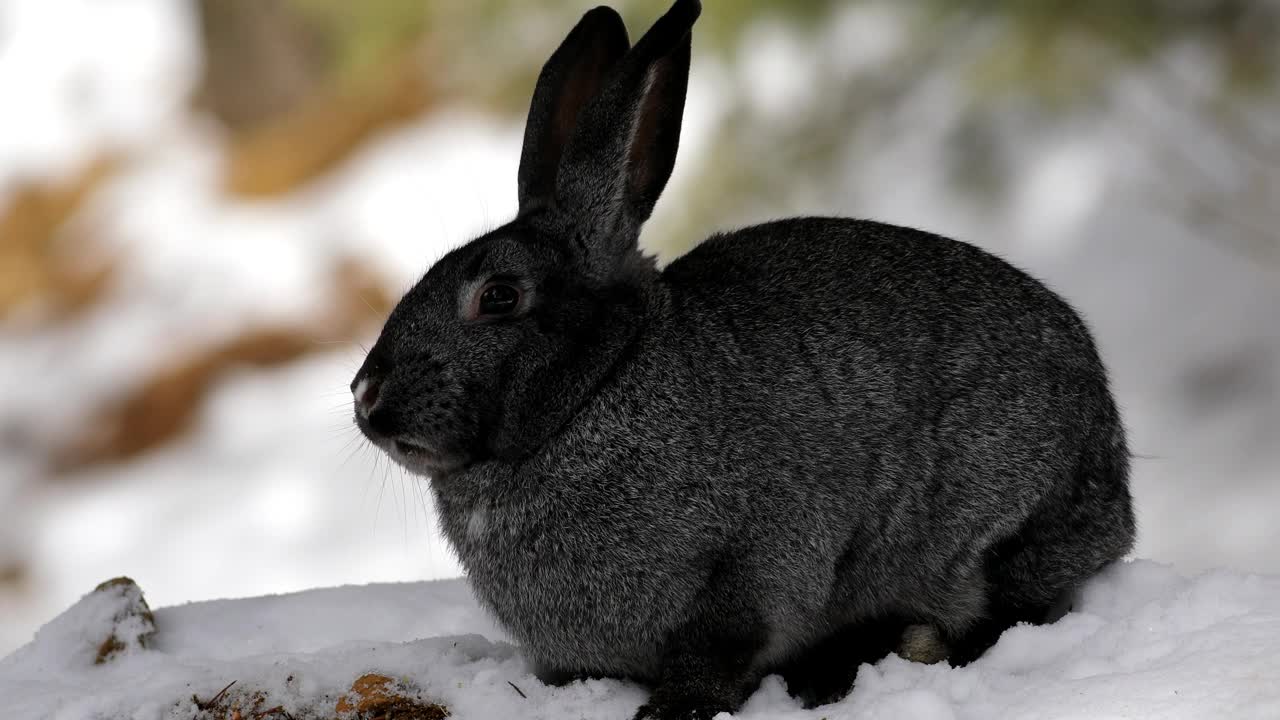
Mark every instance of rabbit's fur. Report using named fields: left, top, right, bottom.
left=352, top=1, right=1135, bottom=717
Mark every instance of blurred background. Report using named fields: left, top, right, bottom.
left=1, top=0, right=1278, bottom=656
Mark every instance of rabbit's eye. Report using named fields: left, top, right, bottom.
left=476, top=282, right=521, bottom=317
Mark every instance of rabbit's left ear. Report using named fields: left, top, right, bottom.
left=556, top=0, right=700, bottom=276
left=518, top=7, right=631, bottom=213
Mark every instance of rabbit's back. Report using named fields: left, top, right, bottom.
left=656, top=217, right=1129, bottom=654
left=664, top=217, right=1099, bottom=375
left=663, top=217, right=1109, bottom=440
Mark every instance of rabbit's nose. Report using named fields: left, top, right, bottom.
left=353, top=374, right=383, bottom=418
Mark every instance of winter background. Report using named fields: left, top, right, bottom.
left=0, top=0, right=1277, bottom=717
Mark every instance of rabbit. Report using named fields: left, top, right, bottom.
left=350, top=0, right=1136, bottom=717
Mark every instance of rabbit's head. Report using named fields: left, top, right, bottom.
left=352, top=0, right=700, bottom=477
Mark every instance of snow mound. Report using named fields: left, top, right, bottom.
left=2, top=560, right=1277, bottom=719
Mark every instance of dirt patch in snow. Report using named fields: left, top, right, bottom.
left=190, top=674, right=450, bottom=720
left=92, top=576, right=156, bottom=665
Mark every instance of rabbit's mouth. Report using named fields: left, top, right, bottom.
left=387, top=435, right=468, bottom=477
left=350, top=390, right=469, bottom=476
left=393, top=438, right=431, bottom=455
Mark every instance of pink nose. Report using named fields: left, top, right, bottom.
left=353, top=375, right=382, bottom=418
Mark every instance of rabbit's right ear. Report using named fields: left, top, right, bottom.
left=554, top=0, right=700, bottom=280
left=518, top=7, right=630, bottom=213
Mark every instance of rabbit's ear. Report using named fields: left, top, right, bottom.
left=518, top=7, right=630, bottom=213
left=556, top=0, right=700, bottom=275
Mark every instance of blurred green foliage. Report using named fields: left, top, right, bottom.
left=933, top=0, right=1278, bottom=106
left=288, top=0, right=431, bottom=87
left=279, top=0, right=1278, bottom=106
left=277, top=0, right=842, bottom=111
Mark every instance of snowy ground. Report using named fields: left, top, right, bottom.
left=2, top=560, right=1277, bottom=719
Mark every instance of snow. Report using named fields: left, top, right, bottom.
left=2, top=560, right=1277, bottom=719
left=0, top=0, right=197, bottom=188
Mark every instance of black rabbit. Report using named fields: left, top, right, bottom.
left=351, top=1, right=1135, bottom=717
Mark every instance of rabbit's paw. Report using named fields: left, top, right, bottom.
left=632, top=696, right=728, bottom=720
left=532, top=662, right=583, bottom=687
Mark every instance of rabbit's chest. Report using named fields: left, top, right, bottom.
left=445, top=493, right=693, bottom=675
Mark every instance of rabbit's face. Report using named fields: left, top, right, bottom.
left=353, top=0, right=693, bottom=479
left=351, top=214, right=642, bottom=477
left=352, top=222, right=550, bottom=476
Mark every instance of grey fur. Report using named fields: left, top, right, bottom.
left=351, top=1, right=1135, bottom=717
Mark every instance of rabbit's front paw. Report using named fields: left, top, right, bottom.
left=632, top=696, right=728, bottom=720
left=532, top=662, right=582, bottom=687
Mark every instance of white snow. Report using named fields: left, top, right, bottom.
left=2, top=560, right=1277, bottom=719
left=0, top=0, right=196, bottom=187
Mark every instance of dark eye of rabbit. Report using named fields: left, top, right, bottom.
left=477, top=283, right=521, bottom=317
